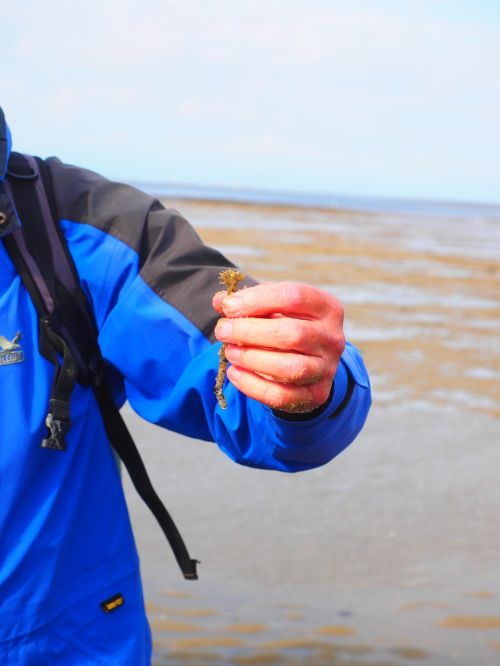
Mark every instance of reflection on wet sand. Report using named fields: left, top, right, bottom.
left=150, top=618, right=205, bottom=633
left=437, top=616, right=500, bottom=629
left=465, top=591, right=496, bottom=600
left=169, top=636, right=245, bottom=650
left=148, top=589, right=433, bottom=666
left=224, top=624, right=268, bottom=634
left=398, top=602, right=450, bottom=611
left=316, top=625, right=356, bottom=636
left=285, top=611, right=305, bottom=620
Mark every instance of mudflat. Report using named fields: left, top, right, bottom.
left=122, top=198, right=500, bottom=665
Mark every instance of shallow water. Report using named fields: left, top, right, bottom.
left=122, top=198, right=500, bottom=665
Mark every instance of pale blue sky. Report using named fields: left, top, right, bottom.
left=3, top=1, right=499, bottom=203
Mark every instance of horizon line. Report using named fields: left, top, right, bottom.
left=126, top=179, right=500, bottom=216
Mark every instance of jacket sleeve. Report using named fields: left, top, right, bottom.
left=47, top=158, right=371, bottom=473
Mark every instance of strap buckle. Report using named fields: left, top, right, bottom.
left=41, top=411, right=70, bottom=451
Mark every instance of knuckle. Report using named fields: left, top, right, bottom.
left=323, top=329, right=345, bottom=358
left=264, top=384, right=288, bottom=411
left=333, top=332, right=346, bottom=356
left=335, top=301, right=345, bottom=323
left=285, top=357, right=308, bottom=383
left=317, top=381, right=333, bottom=405
left=327, top=295, right=344, bottom=323
left=284, top=282, right=308, bottom=310
left=316, top=357, right=332, bottom=381
left=302, top=381, right=329, bottom=409
left=277, top=322, right=306, bottom=349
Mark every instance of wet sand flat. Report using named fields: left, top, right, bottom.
left=121, top=198, right=500, bottom=665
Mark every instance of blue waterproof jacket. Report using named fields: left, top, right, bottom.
left=0, top=110, right=371, bottom=662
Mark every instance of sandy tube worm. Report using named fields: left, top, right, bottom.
left=214, top=268, right=245, bottom=409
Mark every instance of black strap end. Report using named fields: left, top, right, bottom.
left=182, top=560, right=200, bottom=581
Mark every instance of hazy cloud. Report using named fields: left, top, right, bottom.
left=2, top=0, right=499, bottom=201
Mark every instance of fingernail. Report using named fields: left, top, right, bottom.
left=227, top=365, right=241, bottom=381
left=216, top=320, right=232, bottom=340
left=222, top=296, right=243, bottom=315
left=225, top=345, right=240, bottom=362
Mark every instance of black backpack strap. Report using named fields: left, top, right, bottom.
left=94, top=383, right=199, bottom=579
left=39, top=319, right=78, bottom=451
left=3, top=153, right=199, bottom=580
left=6, top=154, right=100, bottom=383
left=3, top=156, right=89, bottom=452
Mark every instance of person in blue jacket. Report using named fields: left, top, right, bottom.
left=0, top=106, right=371, bottom=665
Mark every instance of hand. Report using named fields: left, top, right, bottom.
left=213, top=282, right=345, bottom=413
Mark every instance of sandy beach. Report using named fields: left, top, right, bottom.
left=121, top=198, right=500, bottom=665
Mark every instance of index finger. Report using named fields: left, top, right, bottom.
left=220, top=282, right=331, bottom=319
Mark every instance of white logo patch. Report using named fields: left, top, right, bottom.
left=0, top=332, right=24, bottom=366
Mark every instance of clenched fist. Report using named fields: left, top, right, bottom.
left=213, top=282, right=345, bottom=413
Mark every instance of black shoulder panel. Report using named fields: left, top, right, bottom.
left=45, top=158, right=256, bottom=341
